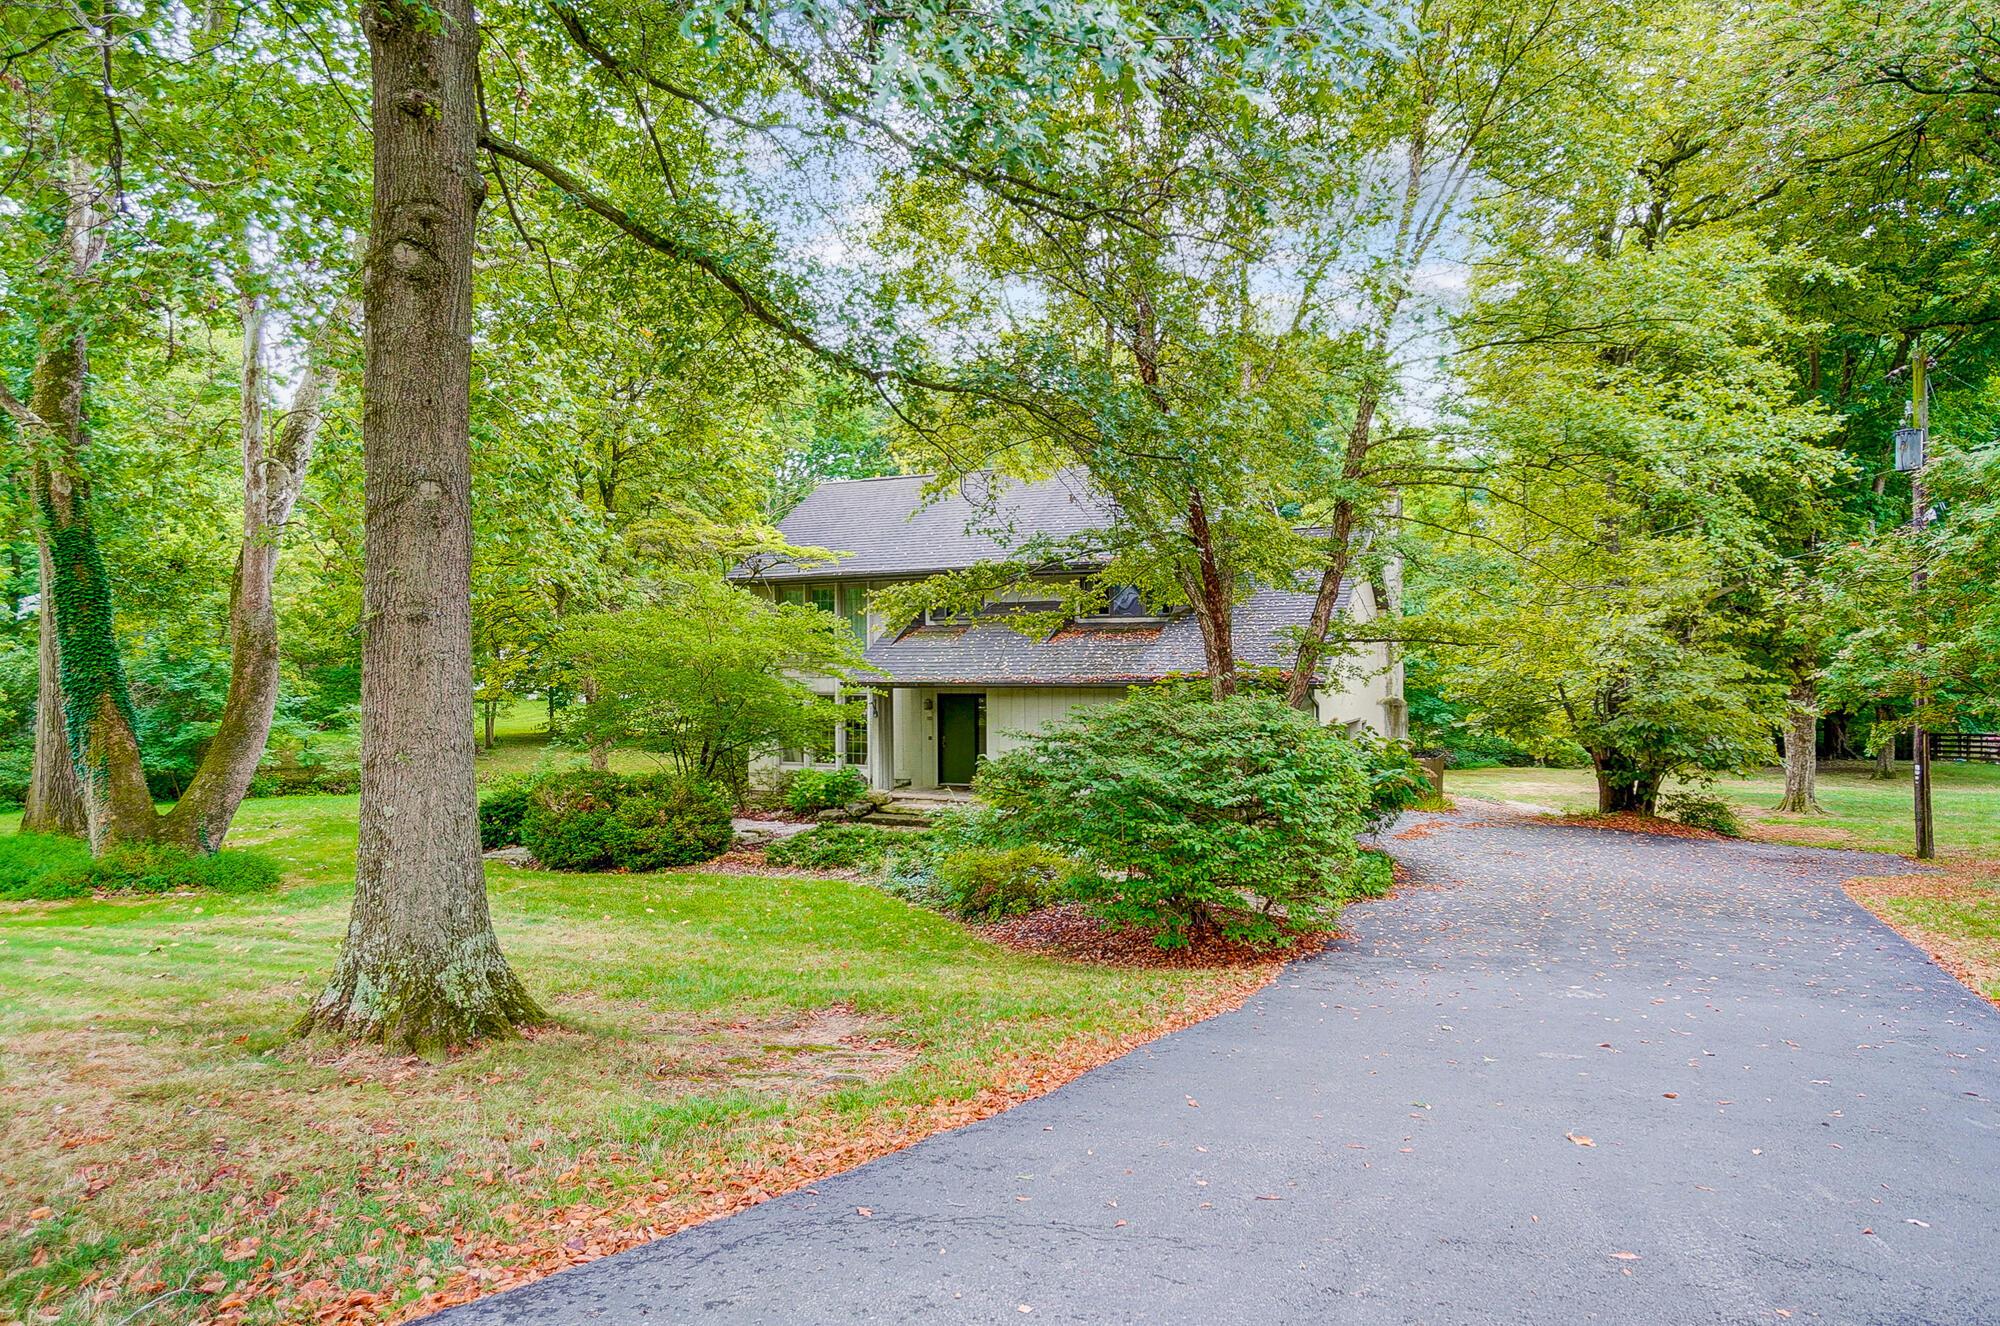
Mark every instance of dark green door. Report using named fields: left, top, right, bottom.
left=937, top=693, right=985, bottom=785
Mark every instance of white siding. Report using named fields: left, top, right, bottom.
left=1311, top=582, right=1399, bottom=736
left=986, top=687, right=1129, bottom=758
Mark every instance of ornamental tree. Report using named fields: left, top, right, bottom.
left=553, top=576, right=871, bottom=799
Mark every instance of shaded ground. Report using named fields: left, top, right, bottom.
left=421, top=809, right=2000, bottom=1325
left=0, top=795, right=1267, bottom=1326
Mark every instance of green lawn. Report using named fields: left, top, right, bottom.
left=1445, top=760, right=2000, bottom=856
left=474, top=698, right=664, bottom=783
left=0, top=792, right=1260, bottom=1325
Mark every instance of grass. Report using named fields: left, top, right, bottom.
left=472, top=699, right=661, bottom=784
left=1846, top=862, right=2000, bottom=1005
left=0, top=788, right=1264, bottom=1325
left=1443, top=760, right=2000, bottom=856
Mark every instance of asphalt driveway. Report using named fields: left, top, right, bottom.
left=423, top=809, right=2000, bottom=1325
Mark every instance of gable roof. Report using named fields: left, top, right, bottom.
left=732, top=470, right=1116, bottom=582
left=859, top=585, right=1359, bottom=687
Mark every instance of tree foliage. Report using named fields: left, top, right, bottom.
left=553, top=576, right=869, bottom=795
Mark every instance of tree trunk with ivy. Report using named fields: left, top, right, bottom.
left=21, top=348, right=89, bottom=839
left=15, top=172, right=158, bottom=851
left=299, top=0, right=542, bottom=1051
left=36, top=455, right=161, bottom=850
left=18, top=168, right=101, bottom=840
left=159, top=286, right=338, bottom=851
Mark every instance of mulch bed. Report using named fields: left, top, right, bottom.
left=980, top=903, right=1329, bottom=969
left=1543, top=811, right=1729, bottom=841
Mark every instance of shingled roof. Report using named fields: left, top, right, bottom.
left=859, top=585, right=1356, bottom=687
left=731, top=470, right=1116, bottom=582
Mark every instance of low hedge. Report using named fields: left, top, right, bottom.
left=478, top=779, right=535, bottom=849
left=518, top=769, right=735, bottom=871
left=935, top=845, right=1075, bottom=921
left=785, top=767, right=869, bottom=815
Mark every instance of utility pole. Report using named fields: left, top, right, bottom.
left=1908, top=341, right=1935, bottom=860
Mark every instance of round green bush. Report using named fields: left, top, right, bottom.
left=936, top=845, right=1074, bottom=921
left=479, top=779, right=535, bottom=849
left=1659, top=790, right=1743, bottom=836
left=785, top=766, right=869, bottom=815
left=521, top=770, right=631, bottom=870
left=611, top=775, right=736, bottom=870
left=974, top=689, right=1372, bottom=947
left=521, top=770, right=733, bottom=871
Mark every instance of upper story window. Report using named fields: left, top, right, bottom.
left=1076, top=582, right=1170, bottom=625
left=1104, top=584, right=1147, bottom=617
left=776, top=583, right=870, bottom=643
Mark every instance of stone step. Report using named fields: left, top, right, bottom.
left=858, top=810, right=936, bottom=828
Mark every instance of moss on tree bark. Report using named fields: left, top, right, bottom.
left=298, top=0, right=541, bottom=1050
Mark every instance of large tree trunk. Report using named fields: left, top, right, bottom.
left=21, top=373, right=89, bottom=838
left=15, top=172, right=157, bottom=851
left=37, top=456, right=160, bottom=849
left=1872, top=704, right=1896, bottom=779
left=1592, top=752, right=1661, bottom=815
left=159, top=288, right=338, bottom=851
left=18, top=168, right=100, bottom=840
left=300, top=0, right=541, bottom=1051
left=1773, top=678, right=1824, bottom=814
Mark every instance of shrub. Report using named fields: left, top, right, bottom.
left=521, top=770, right=629, bottom=869
left=1659, top=791, right=1743, bottom=837
left=1350, top=735, right=1435, bottom=831
left=2, top=839, right=282, bottom=901
left=520, top=769, right=733, bottom=871
left=1348, top=847, right=1397, bottom=899
left=785, top=766, right=869, bottom=815
left=974, top=690, right=1373, bottom=948
left=611, top=775, right=737, bottom=871
left=765, top=823, right=905, bottom=872
left=936, top=845, right=1074, bottom=921
left=479, top=779, right=535, bottom=849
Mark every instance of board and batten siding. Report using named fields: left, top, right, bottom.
left=893, top=686, right=1130, bottom=788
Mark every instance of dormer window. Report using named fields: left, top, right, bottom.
left=1075, top=583, right=1171, bottom=626
left=1103, top=584, right=1147, bottom=617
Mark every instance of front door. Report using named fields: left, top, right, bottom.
left=937, top=692, right=985, bottom=786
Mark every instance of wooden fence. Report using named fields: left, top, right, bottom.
left=1931, top=732, right=2000, bottom=763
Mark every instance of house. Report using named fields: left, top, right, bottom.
left=727, top=470, right=1407, bottom=791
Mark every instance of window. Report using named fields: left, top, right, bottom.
left=809, top=585, right=835, bottom=615
left=844, top=715, right=868, bottom=766
left=1104, top=584, right=1147, bottom=617
left=840, top=584, right=869, bottom=643
left=776, top=586, right=804, bottom=606
left=1077, top=582, right=1167, bottom=623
